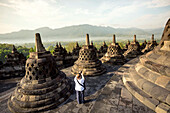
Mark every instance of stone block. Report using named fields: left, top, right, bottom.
left=142, top=81, right=155, bottom=95
left=155, top=103, right=170, bottom=113
left=150, top=86, right=169, bottom=104
left=166, top=94, right=170, bottom=105
left=155, top=76, right=170, bottom=88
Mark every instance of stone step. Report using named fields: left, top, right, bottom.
left=123, top=71, right=170, bottom=113
left=139, top=55, right=170, bottom=77
left=135, top=63, right=170, bottom=91
left=146, top=50, right=170, bottom=67
left=129, top=66, right=170, bottom=105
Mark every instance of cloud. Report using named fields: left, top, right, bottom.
left=147, top=0, right=170, bottom=8
left=131, top=10, right=170, bottom=28
left=0, top=0, right=170, bottom=34
left=0, top=0, right=65, bottom=29
left=75, top=8, right=92, bottom=15
left=0, top=2, right=15, bottom=9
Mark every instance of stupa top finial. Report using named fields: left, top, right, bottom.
left=113, top=34, right=116, bottom=43
left=103, top=41, right=106, bottom=46
left=35, top=33, right=46, bottom=52
left=91, top=41, right=93, bottom=45
left=134, top=35, right=136, bottom=42
left=86, top=34, right=90, bottom=45
left=152, top=34, right=154, bottom=41
left=76, top=42, right=79, bottom=47
left=12, top=45, right=17, bottom=53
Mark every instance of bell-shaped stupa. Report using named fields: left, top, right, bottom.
left=72, top=42, right=81, bottom=56
left=98, top=41, right=108, bottom=58
left=123, top=35, right=142, bottom=59
left=142, top=34, right=158, bottom=53
left=8, top=33, right=72, bottom=113
left=0, top=45, right=26, bottom=79
left=123, top=19, right=170, bottom=113
left=6, top=45, right=26, bottom=65
left=71, top=34, right=106, bottom=76
left=53, top=42, right=67, bottom=69
left=101, top=35, right=126, bottom=65
left=140, top=40, right=147, bottom=50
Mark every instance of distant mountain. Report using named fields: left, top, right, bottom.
left=0, top=24, right=163, bottom=43
left=144, top=28, right=164, bottom=35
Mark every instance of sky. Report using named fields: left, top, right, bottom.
left=0, top=0, right=170, bottom=34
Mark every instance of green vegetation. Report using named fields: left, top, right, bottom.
left=0, top=39, right=161, bottom=63
left=0, top=44, right=30, bottom=62
left=47, top=46, right=55, bottom=54
left=0, top=44, right=13, bottom=62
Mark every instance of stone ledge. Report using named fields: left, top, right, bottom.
left=123, top=75, right=158, bottom=110
left=123, top=75, right=170, bottom=113
left=129, top=66, right=169, bottom=105
left=135, top=63, right=170, bottom=91
left=155, top=103, right=170, bottom=113
left=140, top=55, right=170, bottom=77
left=146, top=50, right=170, bottom=67
left=123, top=57, right=170, bottom=113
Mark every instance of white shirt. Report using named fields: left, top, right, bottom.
left=74, top=74, right=85, bottom=91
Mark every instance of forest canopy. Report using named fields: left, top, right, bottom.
left=0, top=39, right=160, bottom=63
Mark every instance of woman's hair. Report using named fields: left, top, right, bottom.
left=77, top=73, right=82, bottom=79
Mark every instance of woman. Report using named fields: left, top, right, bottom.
left=74, top=71, right=85, bottom=104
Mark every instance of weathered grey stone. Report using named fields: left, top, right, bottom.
left=101, top=34, right=126, bottom=65
left=155, top=103, right=170, bottom=113
left=142, top=34, right=158, bottom=53
left=8, top=33, right=72, bottom=113
left=0, top=45, right=26, bottom=79
left=123, top=35, right=142, bottom=59
left=123, top=19, right=170, bottom=113
left=71, top=34, right=106, bottom=76
left=98, top=41, right=108, bottom=58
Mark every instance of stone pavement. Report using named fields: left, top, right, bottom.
left=0, top=77, right=22, bottom=113
left=0, top=59, right=155, bottom=113
left=89, top=58, right=155, bottom=113
left=49, top=58, right=155, bottom=113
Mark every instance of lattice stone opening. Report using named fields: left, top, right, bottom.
left=29, top=76, right=32, bottom=80
left=32, top=71, right=35, bottom=76
left=28, top=67, right=32, bottom=71
left=27, top=63, right=29, bottom=67
left=35, top=67, right=38, bottom=71
left=31, top=64, right=34, bottom=67
left=35, top=76, right=38, bottom=80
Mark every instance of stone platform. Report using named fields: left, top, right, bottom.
left=0, top=59, right=155, bottom=113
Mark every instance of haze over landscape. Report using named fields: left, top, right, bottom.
left=0, top=0, right=170, bottom=44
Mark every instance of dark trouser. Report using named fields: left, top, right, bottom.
left=76, top=90, right=84, bottom=104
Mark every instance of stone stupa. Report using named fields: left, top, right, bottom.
left=72, top=42, right=81, bottom=56
left=142, top=34, right=158, bottom=53
left=123, top=40, right=130, bottom=51
left=72, top=42, right=81, bottom=62
left=6, top=45, right=26, bottom=65
left=123, top=35, right=142, bottom=59
left=0, top=45, right=26, bottom=79
left=71, top=34, right=106, bottom=76
left=98, top=41, right=108, bottom=58
left=53, top=42, right=67, bottom=69
left=140, top=40, right=147, bottom=50
left=123, top=19, right=170, bottom=113
left=8, top=33, right=72, bottom=113
left=101, top=34, right=126, bottom=65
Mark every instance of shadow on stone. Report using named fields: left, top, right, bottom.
left=84, top=98, right=97, bottom=103
left=0, top=83, right=17, bottom=93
